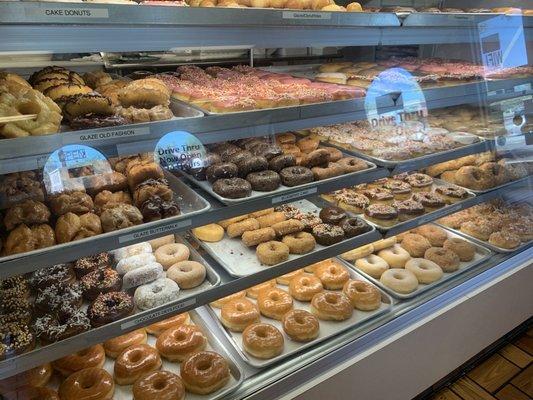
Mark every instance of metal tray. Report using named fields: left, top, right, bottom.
left=190, top=198, right=376, bottom=278
left=179, top=154, right=377, bottom=205
left=0, top=173, right=211, bottom=264
left=442, top=174, right=532, bottom=195
left=101, top=309, right=244, bottom=400
left=347, top=226, right=492, bottom=299
left=205, top=259, right=393, bottom=368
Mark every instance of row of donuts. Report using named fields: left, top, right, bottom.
left=322, top=172, right=469, bottom=227
left=210, top=258, right=382, bottom=359
left=192, top=204, right=371, bottom=266
left=0, top=235, right=208, bottom=360
left=0, top=311, right=231, bottom=399
left=0, top=155, right=180, bottom=256
left=341, top=225, right=478, bottom=294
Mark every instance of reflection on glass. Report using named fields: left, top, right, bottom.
left=154, top=130, right=207, bottom=172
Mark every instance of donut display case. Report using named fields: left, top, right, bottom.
left=0, top=1, right=531, bottom=399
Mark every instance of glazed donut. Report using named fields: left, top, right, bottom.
left=212, top=178, right=252, bottom=199
left=276, top=269, right=304, bottom=285
left=242, top=227, right=276, bottom=247
left=256, top=211, right=286, bottom=228
left=122, top=262, right=164, bottom=290
left=424, top=247, right=460, bottom=273
left=454, top=166, right=491, bottom=190
left=53, top=344, right=106, bottom=376
left=148, top=234, right=175, bottom=250
left=377, top=244, right=411, bottom=268
left=413, top=225, right=449, bottom=247
left=281, top=231, right=316, bottom=254
left=58, top=367, right=114, bottom=400
left=314, top=261, right=350, bottom=289
left=154, top=243, right=190, bottom=270
left=310, top=292, right=353, bottom=321
left=210, top=291, right=246, bottom=308
left=282, top=309, right=320, bottom=342
left=134, top=278, right=180, bottom=311
left=269, top=154, right=296, bottom=172
left=460, top=221, right=492, bottom=241
left=132, top=371, right=185, bottom=400
left=257, top=287, right=293, bottom=320
left=146, top=312, right=190, bottom=336
left=405, top=259, right=443, bottom=284
left=342, top=280, right=381, bottom=311
left=279, top=166, right=314, bottom=187
left=114, top=343, right=162, bottom=385
left=220, top=298, right=260, bottom=332
left=116, top=253, right=156, bottom=275
left=443, top=238, right=476, bottom=261
left=245, top=280, right=277, bottom=299
left=246, top=170, right=281, bottom=192
left=340, top=244, right=374, bottom=261
left=180, top=351, right=230, bottom=395
left=380, top=269, right=418, bottom=294
left=227, top=218, right=260, bottom=238
left=354, top=255, right=389, bottom=278
left=156, top=324, right=207, bottom=362
left=400, top=233, right=432, bottom=258
left=192, top=224, right=224, bottom=242
left=167, top=261, right=206, bottom=289
left=205, top=162, right=238, bottom=183
left=256, top=241, right=290, bottom=266
left=288, top=273, right=324, bottom=301
left=0, top=363, right=52, bottom=393
left=103, top=328, right=147, bottom=358
left=242, top=323, right=284, bottom=359
left=88, top=291, right=134, bottom=327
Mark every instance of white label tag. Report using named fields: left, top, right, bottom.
left=121, top=298, right=196, bottom=330
left=282, top=11, right=331, bottom=19
left=272, top=187, right=317, bottom=204
left=514, top=83, right=531, bottom=92
left=26, top=7, right=109, bottom=18
left=66, top=127, right=150, bottom=144
left=119, top=220, right=191, bottom=243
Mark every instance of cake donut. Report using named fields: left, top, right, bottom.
left=424, top=247, right=460, bottom=272
left=226, top=218, right=260, bottom=238
left=73, top=253, right=110, bottom=278
left=405, top=259, right=443, bottom=284
left=134, top=278, right=180, bottom=310
left=443, top=238, right=476, bottom=261
left=180, top=351, right=230, bottom=395
left=256, top=241, right=290, bottom=265
left=310, top=292, right=353, bottom=321
left=80, top=268, right=122, bottom=301
left=413, top=225, right=448, bottom=247
left=242, top=227, right=276, bottom=247
left=269, top=154, right=296, bottom=172
left=156, top=324, right=207, bottom=362
left=380, top=269, right=418, bottom=294
left=205, top=162, right=238, bottom=183
left=167, top=261, right=206, bottom=289
left=122, top=262, right=164, bottom=290
left=377, top=244, right=411, bottom=268
left=256, top=211, right=286, bottom=228
left=281, top=231, right=316, bottom=254
left=192, top=224, right=224, bottom=242
left=312, top=223, right=345, bottom=246
left=354, top=254, right=389, bottom=278
left=279, top=166, right=314, bottom=187
left=342, top=280, right=381, bottom=311
left=257, top=287, right=293, bottom=320
left=114, top=343, right=162, bottom=385
left=242, top=323, right=284, bottom=359
left=400, top=233, right=431, bottom=257
left=213, top=177, right=252, bottom=199
left=154, top=243, right=190, bottom=270
left=246, top=170, right=281, bottom=191
left=112, top=242, right=152, bottom=261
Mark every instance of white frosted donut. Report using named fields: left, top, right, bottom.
left=380, top=269, right=418, bottom=294
left=112, top=242, right=152, bottom=261
left=167, top=261, right=206, bottom=289
left=405, top=258, right=443, bottom=284
left=155, top=243, right=190, bottom=270
left=134, top=278, right=180, bottom=310
left=354, top=255, right=389, bottom=278
left=123, top=262, right=165, bottom=289
left=377, top=244, right=411, bottom=268
left=116, top=253, right=156, bottom=275
left=148, top=234, right=175, bottom=250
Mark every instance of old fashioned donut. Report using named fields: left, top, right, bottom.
left=282, top=309, right=320, bottom=342
left=213, top=177, right=252, bottom=199
left=279, top=166, right=314, bottom=187
left=443, top=237, right=476, bottom=261
left=132, top=371, right=185, bottom=400
left=343, top=280, right=381, bottom=311
left=58, top=367, right=114, bottom=400
left=413, top=225, right=449, bottom=247
left=167, top=261, right=206, bottom=289
left=256, top=211, right=286, bottom=228
left=134, top=278, right=180, bottom=310
left=354, top=255, right=389, bottom=278
left=156, top=324, right=207, bottom=362
left=256, top=241, right=290, bottom=265
left=257, top=287, right=293, bottom=320
left=454, top=166, right=491, bottom=190
left=310, top=292, right=353, bottom=321
left=180, top=351, right=230, bottom=395
left=380, top=269, right=418, bottom=294
left=281, top=231, right=316, bottom=254
left=400, top=233, right=431, bottom=257
left=220, top=298, right=260, bottom=332
left=242, top=227, right=276, bottom=247
left=242, top=323, right=284, bottom=359
left=377, top=244, right=411, bottom=268
left=52, top=344, right=106, bottom=377
left=103, top=328, right=147, bottom=358
left=314, top=261, right=350, bottom=290
left=405, top=258, right=443, bottom=284
left=192, top=224, right=225, bottom=242
left=227, top=218, right=260, bottom=238
left=114, top=343, right=162, bottom=385
left=155, top=243, right=190, bottom=270
left=424, top=247, right=460, bottom=272
left=246, top=170, right=281, bottom=192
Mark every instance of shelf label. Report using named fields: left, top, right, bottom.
left=118, top=219, right=192, bottom=243
left=66, top=127, right=150, bottom=144
left=25, top=6, right=109, bottom=19
left=282, top=11, right=331, bottom=20
left=121, top=298, right=196, bottom=330
left=272, top=187, right=317, bottom=204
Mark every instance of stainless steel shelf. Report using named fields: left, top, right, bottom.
left=402, top=12, right=533, bottom=28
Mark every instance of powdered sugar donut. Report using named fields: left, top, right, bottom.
left=134, top=278, right=180, bottom=310
left=112, top=242, right=152, bottom=261
left=123, top=262, right=165, bottom=290
left=116, top=253, right=156, bottom=275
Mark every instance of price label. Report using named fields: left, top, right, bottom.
left=272, top=187, right=317, bottom=204
left=282, top=11, right=331, bottom=19
left=121, top=298, right=196, bottom=330
left=118, top=219, right=192, bottom=243
left=25, top=6, right=109, bottom=19
left=66, top=127, right=150, bottom=144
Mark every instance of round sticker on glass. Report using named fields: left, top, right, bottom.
left=42, top=144, right=111, bottom=195
left=154, top=131, right=207, bottom=172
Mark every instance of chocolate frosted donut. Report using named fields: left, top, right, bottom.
left=74, top=253, right=111, bottom=279
left=312, top=223, right=345, bottom=246
left=35, top=282, right=83, bottom=314
left=246, top=170, right=281, bottom=192
left=29, top=264, right=76, bottom=290
left=80, top=268, right=122, bottom=301
left=279, top=166, right=314, bottom=187
left=140, top=196, right=180, bottom=222
left=213, top=178, right=252, bottom=199
left=412, top=192, right=445, bottom=209
left=295, top=212, right=322, bottom=232
left=186, top=153, right=221, bottom=181
left=87, top=291, right=134, bottom=327
left=339, top=217, right=369, bottom=238
left=205, top=162, right=238, bottom=183
left=218, top=145, right=241, bottom=161
left=250, top=143, right=283, bottom=160
left=227, top=150, right=252, bottom=166
left=319, top=206, right=347, bottom=225
left=305, top=149, right=330, bottom=168
left=237, top=156, right=268, bottom=177
left=269, top=154, right=296, bottom=172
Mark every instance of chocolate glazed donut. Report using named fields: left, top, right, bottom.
left=205, top=162, right=238, bottom=183
left=279, top=166, right=314, bottom=187
left=269, top=154, right=296, bottom=172
left=339, top=217, right=369, bottom=238
left=212, top=178, right=252, bottom=199
left=246, top=170, right=281, bottom=192
left=237, top=156, right=268, bottom=177
left=186, top=153, right=222, bottom=181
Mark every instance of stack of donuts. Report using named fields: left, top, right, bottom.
left=193, top=204, right=370, bottom=266
left=211, top=258, right=382, bottom=360
left=323, top=172, right=468, bottom=227
left=439, top=199, right=533, bottom=250
left=343, top=224, right=478, bottom=294
left=0, top=312, right=232, bottom=399
left=425, top=152, right=531, bottom=191
left=0, top=154, right=181, bottom=257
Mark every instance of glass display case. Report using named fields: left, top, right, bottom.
left=0, top=1, right=531, bottom=398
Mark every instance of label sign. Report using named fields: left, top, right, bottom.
left=282, top=11, right=331, bottom=19
left=119, top=219, right=192, bottom=243
left=121, top=298, right=196, bottom=330
left=25, top=6, right=109, bottom=19
left=154, top=131, right=207, bottom=173
left=66, top=127, right=150, bottom=144
left=272, top=187, right=317, bottom=204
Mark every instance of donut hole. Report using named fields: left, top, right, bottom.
left=153, top=378, right=168, bottom=391
left=129, top=350, right=143, bottom=363
left=197, top=360, right=212, bottom=371
left=16, top=101, right=41, bottom=116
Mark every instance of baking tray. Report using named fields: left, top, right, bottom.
left=0, top=173, right=211, bottom=263
left=348, top=226, right=492, bottom=299
left=440, top=174, right=532, bottom=195
left=190, top=198, right=375, bottom=278
left=204, top=259, right=393, bottom=368
left=178, top=155, right=377, bottom=205
left=97, top=310, right=243, bottom=400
